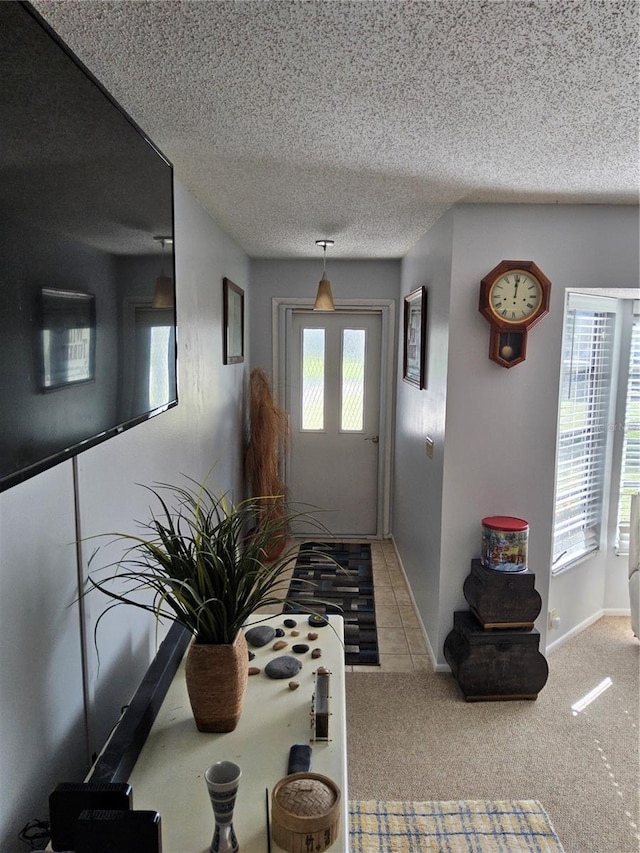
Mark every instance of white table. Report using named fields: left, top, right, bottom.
left=127, top=614, right=348, bottom=853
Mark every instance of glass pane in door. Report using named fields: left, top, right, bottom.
left=341, top=329, right=365, bottom=431
left=302, top=328, right=325, bottom=430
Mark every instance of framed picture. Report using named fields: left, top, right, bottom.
left=38, top=288, right=96, bottom=390
left=223, top=277, right=244, bottom=364
left=403, top=286, right=427, bottom=389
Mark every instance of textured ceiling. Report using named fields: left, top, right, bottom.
left=31, top=0, right=639, bottom=258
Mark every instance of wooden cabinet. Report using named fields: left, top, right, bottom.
left=463, top=559, right=542, bottom=629
left=445, top=562, right=548, bottom=701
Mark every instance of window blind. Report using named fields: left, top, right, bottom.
left=616, top=310, right=640, bottom=552
left=552, top=306, right=616, bottom=572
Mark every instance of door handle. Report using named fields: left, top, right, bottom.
left=365, top=435, right=379, bottom=444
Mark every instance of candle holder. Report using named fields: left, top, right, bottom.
left=204, top=761, right=241, bottom=853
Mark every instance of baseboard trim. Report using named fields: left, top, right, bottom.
left=546, top=608, right=632, bottom=655
left=388, top=536, right=450, bottom=672
left=546, top=610, right=604, bottom=655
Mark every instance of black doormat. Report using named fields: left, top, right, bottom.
left=283, top=541, right=379, bottom=666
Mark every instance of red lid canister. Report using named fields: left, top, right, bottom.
left=481, top=516, right=528, bottom=532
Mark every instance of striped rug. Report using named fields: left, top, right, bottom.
left=284, top=541, right=378, bottom=665
left=349, top=800, right=566, bottom=853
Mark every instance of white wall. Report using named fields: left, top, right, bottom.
left=395, top=203, right=639, bottom=667
left=0, top=180, right=249, bottom=851
left=392, top=211, right=454, bottom=656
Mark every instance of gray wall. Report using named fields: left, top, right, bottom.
left=394, top=203, right=640, bottom=667
left=392, top=210, right=454, bottom=660
left=0, top=179, right=249, bottom=851
left=249, top=258, right=401, bottom=378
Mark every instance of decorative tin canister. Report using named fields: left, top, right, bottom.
left=481, top=516, right=528, bottom=573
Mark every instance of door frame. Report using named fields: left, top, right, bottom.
left=272, top=297, right=396, bottom=538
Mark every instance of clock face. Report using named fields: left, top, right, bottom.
left=488, top=270, right=543, bottom=325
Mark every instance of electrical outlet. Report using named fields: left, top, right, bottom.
left=548, top=608, right=557, bottom=630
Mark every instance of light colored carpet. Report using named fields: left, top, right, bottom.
left=346, top=617, right=639, bottom=853
left=349, top=800, right=565, bottom=852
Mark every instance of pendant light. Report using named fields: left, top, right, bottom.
left=153, top=236, right=174, bottom=308
left=313, top=239, right=336, bottom=311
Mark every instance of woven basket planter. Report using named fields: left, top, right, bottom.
left=185, top=631, right=249, bottom=732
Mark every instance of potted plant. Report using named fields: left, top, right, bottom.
left=86, top=476, right=325, bottom=733
left=245, top=368, right=290, bottom=560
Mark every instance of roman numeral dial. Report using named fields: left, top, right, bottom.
left=489, top=272, right=542, bottom=324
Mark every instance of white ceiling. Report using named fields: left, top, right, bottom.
left=32, top=0, right=639, bottom=259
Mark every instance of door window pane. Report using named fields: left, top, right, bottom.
left=341, top=329, right=365, bottom=431
left=302, top=328, right=325, bottom=430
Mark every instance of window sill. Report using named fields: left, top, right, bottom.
left=551, top=549, right=599, bottom=576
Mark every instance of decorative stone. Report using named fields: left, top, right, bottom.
left=311, top=648, right=322, bottom=659
left=307, top=632, right=319, bottom=641
left=273, top=640, right=288, bottom=651
left=291, top=630, right=301, bottom=637
left=265, top=656, right=303, bottom=680
left=245, top=625, right=276, bottom=648
left=248, top=666, right=261, bottom=676
left=275, top=628, right=286, bottom=637
left=283, top=618, right=297, bottom=628
left=292, top=644, right=309, bottom=654
left=288, top=681, right=300, bottom=690
left=316, top=666, right=330, bottom=675
left=248, top=651, right=255, bottom=661
left=308, top=614, right=328, bottom=628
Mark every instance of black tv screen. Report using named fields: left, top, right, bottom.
left=0, top=2, right=177, bottom=492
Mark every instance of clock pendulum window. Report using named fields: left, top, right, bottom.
left=478, top=260, right=551, bottom=368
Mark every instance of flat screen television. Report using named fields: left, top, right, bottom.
left=0, top=2, right=177, bottom=493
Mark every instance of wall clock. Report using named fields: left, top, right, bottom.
left=479, top=260, right=551, bottom=368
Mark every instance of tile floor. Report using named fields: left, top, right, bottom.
left=353, top=539, right=432, bottom=673
left=283, top=538, right=433, bottom=674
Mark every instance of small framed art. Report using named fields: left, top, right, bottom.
left=38, top=287, right=96, bottom=390
left=223, top=277, right=244, bottom=364
left=403, top=285, right=427, bottom=389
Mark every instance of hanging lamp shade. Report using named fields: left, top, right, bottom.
left=314, top=274, right=335, bottom=311
left=153, top=274, right=174, bottom=308
left=313, top=239, right=336, bottom=311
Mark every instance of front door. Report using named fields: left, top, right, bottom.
left=286, top=310, right=383, bottom=536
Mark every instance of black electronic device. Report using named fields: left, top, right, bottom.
left=287, top=743, right=312, bottom=774
left=75, top=809, right=162, bottom=853
left=48, top=782, right=132, bottom=852
left=0, top=2, right=177, bottom=494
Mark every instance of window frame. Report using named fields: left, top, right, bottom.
left=551, top=293, right=619, bottom=575
left=614, top=301, right=640, bottom=553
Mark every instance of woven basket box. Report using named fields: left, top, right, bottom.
left=271, top=772, right=341, bottom=853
